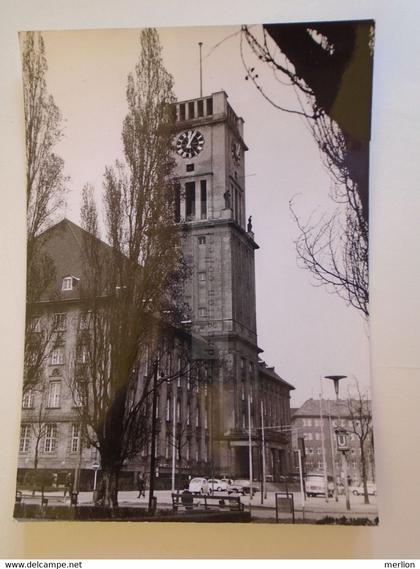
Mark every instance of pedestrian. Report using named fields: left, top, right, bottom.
left=64, top=471, right=73, bottom=498
left=136, top=472, right=145, bottom=498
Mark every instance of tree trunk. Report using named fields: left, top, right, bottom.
left=98, top=469, right=119, bottom=509
left=360, top=443, right=369, bottom=505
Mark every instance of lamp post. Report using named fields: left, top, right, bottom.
left=148, top=360, right=159, bottom=513
left=325, top=375, right=349, bottom=510
left=323, top=375, right=346, bottom=502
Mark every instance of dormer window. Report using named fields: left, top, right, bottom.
left=62, top=276, right=79, bottom=291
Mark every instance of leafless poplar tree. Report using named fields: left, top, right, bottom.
left=21, top=31, right=67, bottom=393
left=70, top=29, right=202, bottom=508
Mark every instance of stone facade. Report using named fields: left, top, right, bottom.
left=173, top=91, right=294, bottom=479
left=17, top=90, right=295, bottom=490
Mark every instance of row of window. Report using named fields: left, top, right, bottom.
left=157, top=395, right=209, bottom=429
left=174, top=180, right=208, bottom=222
left=30, top=311, right=91, bottom=334
left=303, top=431, right=358, bottom=442
left=20, top=422, right=210, bottom=464
left=176, top=97, right=213, bottom=122
left=19, top=423, right=80, bottom=454
left=23, top=373, right=209, bottom=410
left=300, top=417, right=357, bottom=428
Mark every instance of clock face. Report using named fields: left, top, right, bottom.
left=176, top=129, right=205, bottom=159
left=232, top=141, right=241, bottom=165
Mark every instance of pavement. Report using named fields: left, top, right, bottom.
left=17, top=488, right=378, bottom=522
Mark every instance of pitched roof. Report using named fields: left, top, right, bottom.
left=292, top=397, right=371, bottom=418
left=33, top=218, right=113, bottom=303
left=258, top=360, right=295, bottom=391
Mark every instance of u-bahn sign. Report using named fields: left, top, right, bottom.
left=335, top=428, right=349, bottom=452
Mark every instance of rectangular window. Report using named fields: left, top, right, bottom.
left=176, top=399, right=181, bottom=423
left=51, top=347, right=64, bottom=366
left=197, top=99, right=204, bottom=117
left=186, top=163, right=194, bottom=172
left=204, top=407, right=208, bottom=429
left=166, top=397, right=171, bottom=422
left=71, top=424, right=80, bottom=453
left=19, top=425, right=31, bottom=452
left=77, top=345, right=88, bottom=364
left=185, top=181, right=195, bottom=219
left=206, top=97, right=213, bottom=116
left=186, top=440, right=191, bottom=461
left=174, top=183, right=181, bottom=223
left=154, top=434, right=159, bottom=458
left=198, top=236, right=206, bottom=245
left=30, top=317, right=41, bottom=333
left=155, top=395, right=159, bottom=419
left=53, top=313, right=66, bottom=331
left=188, top=101, right=195, bottom=119
left=195, top=405, right=200, bottom=427
left=62, top=277, right=73, bottom=291
left=47, top=381, right=61, bottom=408
left=74, top=381, right=87, bottom=407
left=44, top=423, right=57, bottom=453
left=79, top=312, right=91, bottom=330
left=200, top=180, right=207, bottom=219
left=22, top=388, right=34, bottom=409
left=177, top=357, right=182, bottom=387
left=198, top=307, right=207, bottom=318
left=179, top=103, right=185, bottom=121
left=187, top=403, right=191, bottom=426
left=187, top=365, right=191, bottom=390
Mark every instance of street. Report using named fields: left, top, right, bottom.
left=17, top=488, right=378, bottom=523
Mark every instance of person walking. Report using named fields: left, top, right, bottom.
left=64, top=471, right=73, bottom=498
left=137, top=472, right=145, bottom=498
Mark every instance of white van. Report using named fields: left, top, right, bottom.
left=305, top=473, right=334, bottom=497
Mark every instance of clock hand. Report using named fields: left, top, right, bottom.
left=185, top=130, right=195, bottom=149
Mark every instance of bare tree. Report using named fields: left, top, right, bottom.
left=21, top=31, right=67, bottom=393
left=22, top=32, right=67, bottom=258
left=240, top=23, right=373, bottom=317
left=347, top=382, right=373, bottom=504
left=70, top=29, right=198, bottom=508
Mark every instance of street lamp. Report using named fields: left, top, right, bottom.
left=323, top=375, right=346, bottom=503
left=325, top=374, right=350, bottom=511
left=325, top=375, right=347, bottom=400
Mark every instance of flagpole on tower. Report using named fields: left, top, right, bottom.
left=199, top=42, right=203, bottom=97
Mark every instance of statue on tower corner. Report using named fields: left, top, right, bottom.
left=223, top=189, right=231, bottom=209
left=247, top=215, right=253, bottom=233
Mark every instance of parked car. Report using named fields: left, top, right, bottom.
left=305, top=473, right=334, bottom=498
left=228, top=479, right=259, bottom=495
left=207, top=478, right=226, bottom=492
left=351, top=482, right=377, bottom=496
left=188, top=477, right=209, bottom=495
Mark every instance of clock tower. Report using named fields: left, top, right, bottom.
left=173, top=91, right=261, bottom=477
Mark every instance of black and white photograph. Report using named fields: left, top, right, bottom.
left=15, top=21, right=377, bottom=524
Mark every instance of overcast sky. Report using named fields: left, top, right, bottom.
left=34, top=25, right=371, bottom=406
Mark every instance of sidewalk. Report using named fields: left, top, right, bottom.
left=20, top=489, right=378, bottom=520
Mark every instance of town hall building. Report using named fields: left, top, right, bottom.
left=17, top=91, right=294, bottom=490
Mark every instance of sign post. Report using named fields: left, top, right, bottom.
left=91, top=461, right=100, bottom=504
left=335, top=427, right=351, bottom=511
